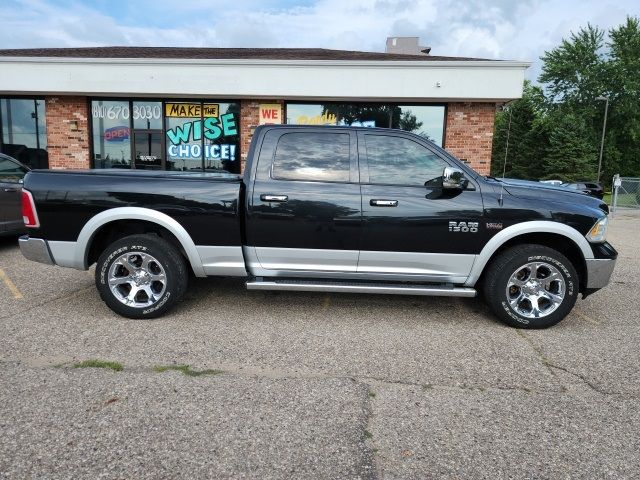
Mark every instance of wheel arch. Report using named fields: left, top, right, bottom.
left=465, top=221, right=592, bottom=291
left=77, top=207, right=205, bottom=277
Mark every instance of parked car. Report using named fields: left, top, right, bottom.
left=0, top=153, right=30, bottom=236
left=562, top=182, right=604, bottom=199
left=18, top=125, right=617, bottom=329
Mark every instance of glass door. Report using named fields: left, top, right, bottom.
left=133, top=130, right=164, bottom=170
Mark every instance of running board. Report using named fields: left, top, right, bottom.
left=245, top=279, right=477, bottom=297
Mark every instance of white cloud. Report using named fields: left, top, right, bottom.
left=0, top=0, right=638, bottom=81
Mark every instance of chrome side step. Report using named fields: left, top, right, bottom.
left=245, top=278, right=477, bottom=297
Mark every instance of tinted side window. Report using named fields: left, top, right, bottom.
left=364, top=135, right=447, bottom=186
left=272, top=132, right=350, bottom=182
left=0, top=157, right=26, bottom=182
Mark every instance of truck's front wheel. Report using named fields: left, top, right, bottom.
left=95, top=234, right=188, bottom=319
left=483, top=244, right=578, bottom=329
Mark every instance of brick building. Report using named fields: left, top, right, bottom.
left=0, top=46, right=528, bottom=175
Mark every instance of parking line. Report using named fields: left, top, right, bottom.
left=0, top=267, right=23, bottom=300
left=322, top=294, right=331, bottom=311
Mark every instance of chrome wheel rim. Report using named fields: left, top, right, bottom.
left=506, top=261, right=565, bottom=319
left=108, top=251, right=167, bottom=308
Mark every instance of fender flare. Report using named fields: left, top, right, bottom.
left=464, top=220, right=593, bottom=287
left=76, top=207, right=205, bottom=277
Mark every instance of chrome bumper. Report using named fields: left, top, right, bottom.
left=18, top=236, right=54, bottom=265
left=585, top=258, right=616, bottom=289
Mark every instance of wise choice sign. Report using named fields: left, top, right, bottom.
left=165, top=104, right=238, bottom=163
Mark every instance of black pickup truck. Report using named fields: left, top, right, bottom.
left=19, top=125, right=617, bottom=328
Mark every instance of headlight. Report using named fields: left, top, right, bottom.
left=586, top=216, right=608, bottom=243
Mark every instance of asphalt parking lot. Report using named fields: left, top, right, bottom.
left=1, top=210, right=639, bottom=479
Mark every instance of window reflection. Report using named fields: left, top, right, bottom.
left=272, top=132, right=350, bottom=182
left=133, top=101, right=162, bottom=130
left=286, top=103, right=445, bottom=146
left=91, top=100, right=132, bottom=169
left=0, top=98, right=48, bottom=168
left=365, top=135, right=447, bottom=186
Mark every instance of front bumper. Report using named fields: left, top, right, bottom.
left=18, top=236, right=54, bottom=265
left=585, top=242, right=617, bottom=289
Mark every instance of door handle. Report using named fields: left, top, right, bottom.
left=370, top=199, right=398, bottom=207
left=260, top=194, right=288, bottom=202
left=3, top=188, right=19, bottom=192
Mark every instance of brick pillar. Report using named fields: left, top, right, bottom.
left=444, top=102, right=496, bottom=175
left=45, top=96, right=90, bottom=169
left=239, top=99, right=284, bottom=173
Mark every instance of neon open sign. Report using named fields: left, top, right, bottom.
left=104, top=126, right=130, bottom=142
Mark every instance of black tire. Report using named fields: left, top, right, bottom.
left=95, top=234, right=188, bottom=319
left=482, top=244, right=578, bottom=329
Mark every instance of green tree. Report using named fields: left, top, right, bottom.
left=539, top=17, right=640, bottom=182
left=606, top=17, right=640, bottom=178
left=543, top=112, right=597, bottom=182
left=491, top=81, right=547, bottom=178
left=537, top=23, right=607, bottom=181
left=492, top=17, right=640, bottom=183
left=539, top=23, right=608, bottom=105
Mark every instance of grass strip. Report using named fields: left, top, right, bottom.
left=74, top=359, right=123, bottom=372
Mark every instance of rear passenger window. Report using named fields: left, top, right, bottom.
left=272, top=132, right=350, bottom=182
left=364, top=134, right=447, bottom=186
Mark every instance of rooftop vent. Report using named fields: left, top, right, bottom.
left=386, top=37, right=431, bottom=55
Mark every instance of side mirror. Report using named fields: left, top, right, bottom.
left=442, top=166, right=467, bottom=190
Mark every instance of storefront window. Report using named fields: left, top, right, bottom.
left=91, top=99, right=240, bottom=173
left=133, top=101, right=162, bottom=130
left=165, top=101, right=240, bottom=172
left=0, top=98, right=48, bottom=168
left=91, top=100, right=132, bottom=169
left=165, top=102, right=207, bottom=172
left=286, top=103, right=445, bottom=146
left=394, top=105, right=445, bottom=146
left=204, top=103, right=240, bottom=172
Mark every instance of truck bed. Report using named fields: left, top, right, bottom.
left=24, top=169, right=243, bottom=247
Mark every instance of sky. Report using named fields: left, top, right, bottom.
left=1, top=0, right=638, bottom=80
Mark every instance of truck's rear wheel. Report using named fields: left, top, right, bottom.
left=483, top=244, right=578, bottom=329
left=95, top=234, right=187, bottom=319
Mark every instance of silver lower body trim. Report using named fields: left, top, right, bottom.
left=253, top=246, right=358, bottom=272
left=47, top=240, right=82, bottom=269
left=18, top=236, right=54, bottom=265
left=246, top=279, right=477, bottom=297
left=357, top=250, right=475, bottom=276
left=245, top=246, right=474, bottom=283
left=196, top=246, right=247, bottom=276
left=585, top=258, right=616, bottom=289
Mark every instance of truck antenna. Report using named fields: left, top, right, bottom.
left=498, top=103, right=513, bottom=206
